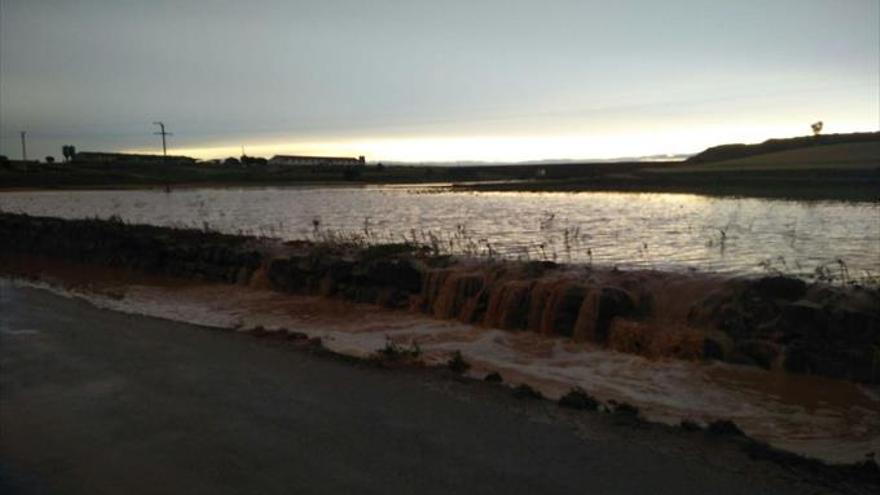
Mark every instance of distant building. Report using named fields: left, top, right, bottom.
left=269, top=155, right=366, bottom=167
left=72, top=152, right=196, bottom=164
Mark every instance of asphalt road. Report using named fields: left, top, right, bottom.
left=0, top=281, right=834, bottom=494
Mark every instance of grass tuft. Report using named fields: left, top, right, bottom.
left=447, top=350, right=471, bottom=374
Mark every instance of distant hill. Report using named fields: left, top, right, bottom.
left=675, top=141, right=880, bottom=172
left=687, top=131, right=880, bottom=164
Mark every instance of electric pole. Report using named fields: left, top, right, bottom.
left=153, top=121, right=172, bottom=157
left=20, top=131, right=27, bottom=161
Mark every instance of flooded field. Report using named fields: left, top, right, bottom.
left=3, top=186, right=879, bottom=465
left=1, top=186, right=878, bottom=280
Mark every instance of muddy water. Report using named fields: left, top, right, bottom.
left=2, top=186, right=878, bottom=279
left=9, top=274, right=878, bottom=465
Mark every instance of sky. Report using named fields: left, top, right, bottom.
left=1, top=0, right=878, bottom=162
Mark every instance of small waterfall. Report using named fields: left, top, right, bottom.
left=416, top=262, right=731, bottom=361
left=484, top=280, right=533, bottom=330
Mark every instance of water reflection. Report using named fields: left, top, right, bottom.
left=2, top=186, right=878, bottom=278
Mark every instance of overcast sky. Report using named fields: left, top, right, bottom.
left=1, top=0, right=877, bottom=162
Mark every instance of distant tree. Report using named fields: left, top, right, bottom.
left=811, top=121, right=823, bottom=137
left=224, top=157, right=241, bottom=167
left=61, top=145, right=77, bottom=162
left=45, top=156, right=55, bottom=164
left=376, top=162, right=385, bottom=171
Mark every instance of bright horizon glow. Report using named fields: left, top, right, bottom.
left=124, top=122, right=878, bottom=163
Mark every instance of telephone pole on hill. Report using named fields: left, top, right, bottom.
left=152, top=122, right=172, bottom=157
left=20, top=131, right=27, bottom=161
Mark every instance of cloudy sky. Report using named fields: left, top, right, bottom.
left=1, top=0, right=877, bottom=162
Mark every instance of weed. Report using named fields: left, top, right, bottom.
left=447, top=350, right=470, bottom=374
left=374, top=337, right=422, bottom=363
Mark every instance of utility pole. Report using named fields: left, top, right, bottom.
left=20, top=131, right=27, bottom=161
left=152, top=121, right=172, bottom=157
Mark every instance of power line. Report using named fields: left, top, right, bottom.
left=153, top=122, right=173, bottom=157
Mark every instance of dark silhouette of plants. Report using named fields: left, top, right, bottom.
left=447, top=350, right=470, bottom=374
left=558, top=387, right=600, bottom=410
left=61, top=145, right=76, bottom=162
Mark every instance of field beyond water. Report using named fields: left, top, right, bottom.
left=2, top=212, right=879, bottom=472
left=2, top=132, right=878, bottom=201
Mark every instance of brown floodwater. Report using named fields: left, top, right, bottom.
left=1, top=186, right=878, bottom=279
left=8, top=270, right=878, bottom=465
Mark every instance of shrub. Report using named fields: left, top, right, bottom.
left=512, top=383, right=543, bottom=400
left=374, top=338, right=421, bottom=362
left=558, top=387, right=600, bottom=410
left=484, top=371, right=503, bottom=383
left=707, top=419, right=745, bottom=437
left=447, top=350, right=470, bottom=374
